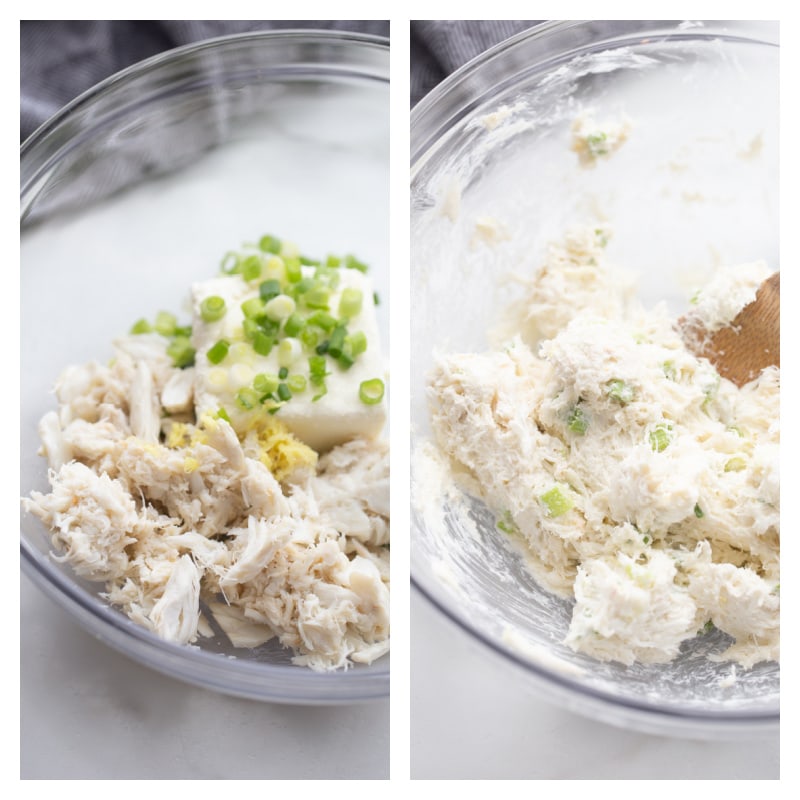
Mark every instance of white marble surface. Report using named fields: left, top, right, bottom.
left=20, top=573, right=389, bottom=780
left=411, top=589, right=779, bottom=780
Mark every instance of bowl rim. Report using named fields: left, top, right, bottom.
left=412, top=578, right=778, bottom=734
left=20, top=27, right=390, bottom=704
left=410, top=19, right=778, bottom=169
left=410, top=18, right=779, bottom=734
left=21, top=28, right=390, bottom=159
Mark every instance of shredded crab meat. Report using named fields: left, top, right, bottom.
left=24, top=332, right=390, bottom=671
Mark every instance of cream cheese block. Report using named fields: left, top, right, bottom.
left=191, top=266, right=386, bottom=452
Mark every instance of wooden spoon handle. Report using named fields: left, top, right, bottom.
left=683, top=272, right=779, bottom=388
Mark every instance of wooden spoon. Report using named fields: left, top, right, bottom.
left=679, top=272, right=780, bottom=388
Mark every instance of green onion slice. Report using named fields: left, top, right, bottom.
left=200, top=295, right=227, bottom=323
left=167, top=336, right=195, bottom=369
left=338, top=288, right=363, bottom=319
left=539, top=485, right=574, bottom=517
left=253, top=373, right=279, bottom=395
left=359, top=378, right=385, bottom=405
left=606, top=379, right=634, bottom=405
left=206, top=339, right=230, bottom=365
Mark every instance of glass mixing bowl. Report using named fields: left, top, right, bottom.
left=411, top=20, right=778, bottom=737
left=21, top=30, right=389, bottom=704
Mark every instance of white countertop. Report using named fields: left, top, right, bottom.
left=20, top=573, right=389, bottom=780
left=411, top=589, right=779, bottom=780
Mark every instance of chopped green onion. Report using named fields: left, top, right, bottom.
left=284, top=257, right=303, bottom=283
left=299, top=327, right=320, bottom=349
left=567, top=406, right=588, bottom=435
left=694, top=503, right=704, bottom=519
left=241, top=255, right=263, bottom=282
left=167, top=336, right=195, bottom=368
left=221, top=252, right=240, bottom=274
left=260, top=317, right=280, bottom=337
left=251, top=331, right=274, bottom=356
left=278, top=338, right=302, bottom=367
left=649, top=422, right=673, bottom=452
left=200, top=295, right=227, bottom=323
left=307, top=310, right=337, bottom=332
left=304, top=286, right=331, bottom=310
left=586, top=131, right=608, bottom=157
left=206, top=339, right=230, bottom=365
left=264, top=294, right=295, bottom=322
left=241, top=297, right=266, bottom=319
left=347, top=330, right=367, bottom=357
left=277, top=383, right=292, bottom=402
left=287, top=374, right=307, bottom=393
left=724, top=457, right=747, bottom=472
left=539, top=485, right=574, bottom=517
left=337, top=344, right=355, bottom=369
left=262, top=256, right=285, bottom=283
left=300, top=255, right=321, bottom=266
left=316, top=340, right=330, bottom=355
left=373, top=291, right=380, bottom=306
left=154, top=311, right=177, bottom=337
left=259, top=235, right=282, bottom=254
left=328, top=325, right=348, bottom=359
left=344, top=254, right=369, bottom=273
left=216, top=407, right=231, bottom=423
left=312, top=386, right=327, bottom=402
left=293, top=277, right=315, bottom=295
left=497, top=510, right=518, bottom=535
left=338, top=288, right=363, bottom=319
left=359, top=378, right=385, bottom=405
left=606, top=379, right=634, bottom=405
left=253, top=373, right=279, bottom=395
left=259, top=279, right=282, bottom=302
left=239, top=319, right=257, bottom=342
left=278, top=366, right=289, bottom=380
left=325, top=254, right=341, bottom=267
left=130, top=318, right=152, bottom=335
left=236, top=387, right=259, bottom=410
left=309, top=355, right=328, bottom=386
left=284, top=313, right=305, bottom=337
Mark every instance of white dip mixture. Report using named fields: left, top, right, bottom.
left=427, top=225, right=779, bottom=668
left=23, top=234, right=389, bottom=671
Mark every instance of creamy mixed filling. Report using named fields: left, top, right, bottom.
left=427, top=226, right=778, bottom=668
left=24, top=235, right=389, bottom=671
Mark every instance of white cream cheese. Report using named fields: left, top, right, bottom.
left=192, top=267, right=386, bottom=452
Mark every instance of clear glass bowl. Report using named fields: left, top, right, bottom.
left=411, top=20, right=778, bottom=737
left=21, top=30, right=389, bottom=704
